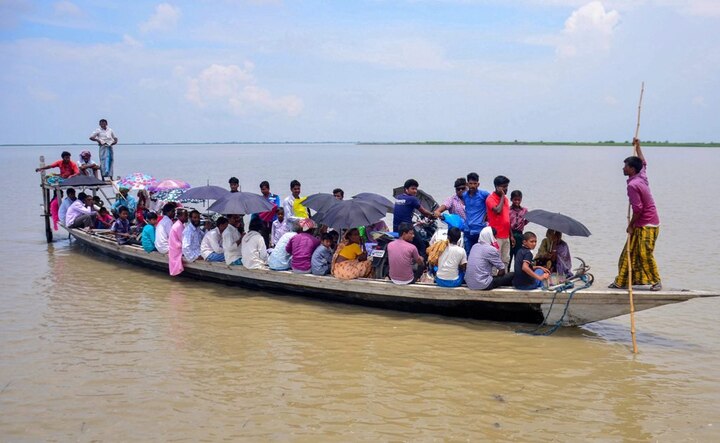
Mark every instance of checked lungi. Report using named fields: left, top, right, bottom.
left=613, top=226, right=661, bottom=287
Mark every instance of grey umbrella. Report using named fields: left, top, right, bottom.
left=303, top=193, right=340, bottom=214
left=525, top=209, right=592, bottom=237
left=352, top=192, right=394, bottom=212
left=313, top=199, right=386, bottom=230
left=180, top=185, right=230, bottom=201
left=207, top=192, right=274, bottom=215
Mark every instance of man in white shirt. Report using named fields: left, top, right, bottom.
left=154, top=203, right=176, bottom=254
left=89, top=118, right=118, bottom=179
left=222, top=214, right=243, bottom=266
left=66, top=192, right=97, bottom=229
left=182, top=210, right=205, bottom=262
left=282, top=179, right=305, bottom=225
left=201, top=217, right=228, bottom=262
left=58, top=188, right=76, bottom=225
left=434, top=227, right=468, bottom=288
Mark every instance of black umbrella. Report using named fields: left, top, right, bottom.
left=525, top=209, right=591, bottom=237
left=60, top=175, right=106, bottom=187
left=180, top=185, right=230, bottom=201
left=313, top=199, right=386, bottom=230
left=392, top=186, right=438, bottom=212
left=352, top=192, right=394, bottom=212
left=303, top=193, right=341, bottom=213
left=207, top=192, right=274, bottom=215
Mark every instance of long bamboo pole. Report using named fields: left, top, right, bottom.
left=627, top=82, right=644, bottom=354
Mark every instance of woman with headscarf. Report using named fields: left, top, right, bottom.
left=331, top=228, right=373, bottom=280
left=464, top=226, right=514, bottom=290
left=535, top=229, right=573, bottom=279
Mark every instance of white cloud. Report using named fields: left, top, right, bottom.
left=657, top=0, right=720, bottom=17
left=186, top=63, right=303, bottom=117
left=122, top=34, right=142, bottom=47
left=140, top=3, right=181, bottom=33
left=53, top=1, right=81, bottom=17
left=557, top=1, right=620, bottom=57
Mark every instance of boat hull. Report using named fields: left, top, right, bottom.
left=66, top=228, right=715, bottom=327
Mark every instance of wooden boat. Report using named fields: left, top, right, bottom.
left=64, top=227, right=717, bottom=327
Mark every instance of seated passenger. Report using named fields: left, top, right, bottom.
left=286, top=220, right=320, bottom=274
left=35, top=151, right=80, bottom=178
left=182, top=210, right=205, bottom=262
left=535, top=230, right=573, bottom=278
left=268, top=224, right=298, bottom=270
left=242, top=218, right=269, bottom=269
left=387, top=222, right=424, bottom=285
left=465, top=226, right=514, bottom=290
left=434, top=227, right=467, bottom=288
left=512, top=231, right=550, bottom=290
left=311, top=233, right=335, bottom=276
left=331, top=228, right=372, bottom=280
left=65, top=192, right=97, bottom=229
left=154, top=203, right=176, bottom=254
left=111, top=206, right=139, bottom=245
left=222, top=214, right=243, bottom=266
left=141, top=212, right=158, bottom=253
left=95, top=207, right=114, bottom=229
left=201, top=217, right=228, bottom=262
left=112, top=187, right=137, bottom=222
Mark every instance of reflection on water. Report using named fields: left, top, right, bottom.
left=1, top=144, right=719, bottom=440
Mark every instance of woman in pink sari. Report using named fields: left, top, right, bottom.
left=169, top=209, right=188, bottom=276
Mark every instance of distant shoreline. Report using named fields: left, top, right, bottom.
left=3, top=141, right=719, bottom=147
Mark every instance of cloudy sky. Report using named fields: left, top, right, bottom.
left=1, top=0, right=718, bottom=144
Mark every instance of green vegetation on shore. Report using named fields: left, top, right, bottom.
left=359, top=140, right=720, bottom=147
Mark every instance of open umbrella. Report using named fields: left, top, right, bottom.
left=352, top=192, right=394, bottom=212
left=150, top=179, right=191, bottom=192
left=303, top=193, right=341, bottom=213
left=119, top=172, right=157, bottom=190
left=392, top=186, right=438, bottom=212
left=313, top=199, right=386, bottom=230
left=207, top=192, right=274, bottom=215
left=525, top=209, right=591, bottom=237
left=180, top=185, right=230, bottom=201
left=154, top=189, right=203, bottom=203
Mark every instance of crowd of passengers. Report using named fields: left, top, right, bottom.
left=51, top=169, right=574, bottom=290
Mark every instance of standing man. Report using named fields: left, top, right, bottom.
left=253, top=180, right=280, bottom=247
left=433, top=177, right=467, bottom=221
left=486, top=175, right=511, bottom=270
left=393, top=179, right=436, bottom=259
left=462, top=172, right=491, bottom=255
left=228, top=177, right=241, bottom=192
left=89, top=119, right=118, bottom=180
left=610, top=138, right=661, bottom=290
left=283, top=179, right=307, bottom=225
left=154, top=203, right=176, bottom=254
left=168, top=208, right=188, bottom=276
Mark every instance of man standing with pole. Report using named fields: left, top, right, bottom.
left=89, top=118, right=118, bottom=180
left=609, top=137, right=662, bottom=293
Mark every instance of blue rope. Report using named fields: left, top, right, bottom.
left=516, top=274, right=593, bottom=336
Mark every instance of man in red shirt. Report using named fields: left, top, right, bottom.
left=485, top=175, right=511, bottom=269
left=35, top=151, right=80, bottom=179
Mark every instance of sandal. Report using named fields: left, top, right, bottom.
left=650, top=282, right=662, bottom=291
left=608, top=282, right=623, bottom=289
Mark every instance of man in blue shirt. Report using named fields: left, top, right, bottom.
left=463, top=172, right=491, bottom=254
left=393, top=178, right=436, bottom=259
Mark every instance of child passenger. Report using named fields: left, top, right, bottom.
left=95, top=207, right=114, bottom=229
left=311, top=233, right=334, bottom=276
left=512, top=231, right=550, bottom=290
left=509, top=190, right=528, bottom=268
left=270, top=207, right=288, bottom=248
left=111, top=206, right=139, bottom=245
left=141, top=212, right=158, bottom=253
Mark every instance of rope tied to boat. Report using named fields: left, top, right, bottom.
left=516, top=273, right=594, bottom=336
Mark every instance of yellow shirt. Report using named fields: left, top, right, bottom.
left=293, top=196, right=309, bottom=219
left=338, top=243, right=362, bottom=260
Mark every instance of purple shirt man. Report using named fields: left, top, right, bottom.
left=627, top=162, right=660, bottom=227
left=286, top=231, right=320, bottom=273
